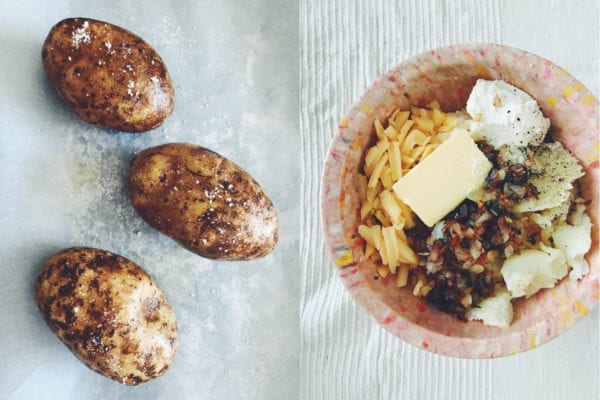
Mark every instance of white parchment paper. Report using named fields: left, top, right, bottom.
left=0, top=1, right=299, bottom=399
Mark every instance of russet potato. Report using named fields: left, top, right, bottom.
left=42, top=18, right=174, bottom=132
left=128, top=143, right=279, bottom=260
left=34, top=247, right=178, bottom=385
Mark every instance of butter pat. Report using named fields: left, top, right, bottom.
left=392, top=130, right=492, bottom=227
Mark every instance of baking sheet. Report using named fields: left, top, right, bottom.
left=0, top=1, right=299, bottom=399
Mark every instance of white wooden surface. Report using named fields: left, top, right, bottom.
left=300, top=1, right=599, bottom=399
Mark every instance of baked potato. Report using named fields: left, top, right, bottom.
left=41, top=18, right=174, bottom=132
left=128, top=143, right=279, bottom=260
left=34, top=247, right=178, bottom=385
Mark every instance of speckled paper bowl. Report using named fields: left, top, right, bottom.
left=321, top=43, right=599, bottom=358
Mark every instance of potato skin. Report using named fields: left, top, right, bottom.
left=34, top=247, right=178, bottom=385
left=41, top=18, right=174, bottom=132
left=128, top=143, right=279, bottom=260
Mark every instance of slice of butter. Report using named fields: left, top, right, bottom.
left=392, top=129, right=492, bottom=227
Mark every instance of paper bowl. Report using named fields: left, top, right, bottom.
left=320, top=43, right=599, bottom=358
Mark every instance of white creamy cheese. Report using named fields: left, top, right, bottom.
left=530, top=197, right=571, bottom=230
left=569, top=202, right=589, bottom=225
left=552, top=210, right=592, bottom=280
left=501, top=245, right=568, bottom=298
left=515, top=142, right=584, bottom=212
left=466, top=291, right=513, bottom=328
left=466, top=79, right=550, bottom=158
left=392, top=129, right=492, bottom=227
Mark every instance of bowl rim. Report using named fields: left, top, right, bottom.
left=320, top=42, right=599, bottom=358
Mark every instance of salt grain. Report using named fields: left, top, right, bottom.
left=72, top=21, right=91, bottom=48
left=127, top=80, right=135, bottom=96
